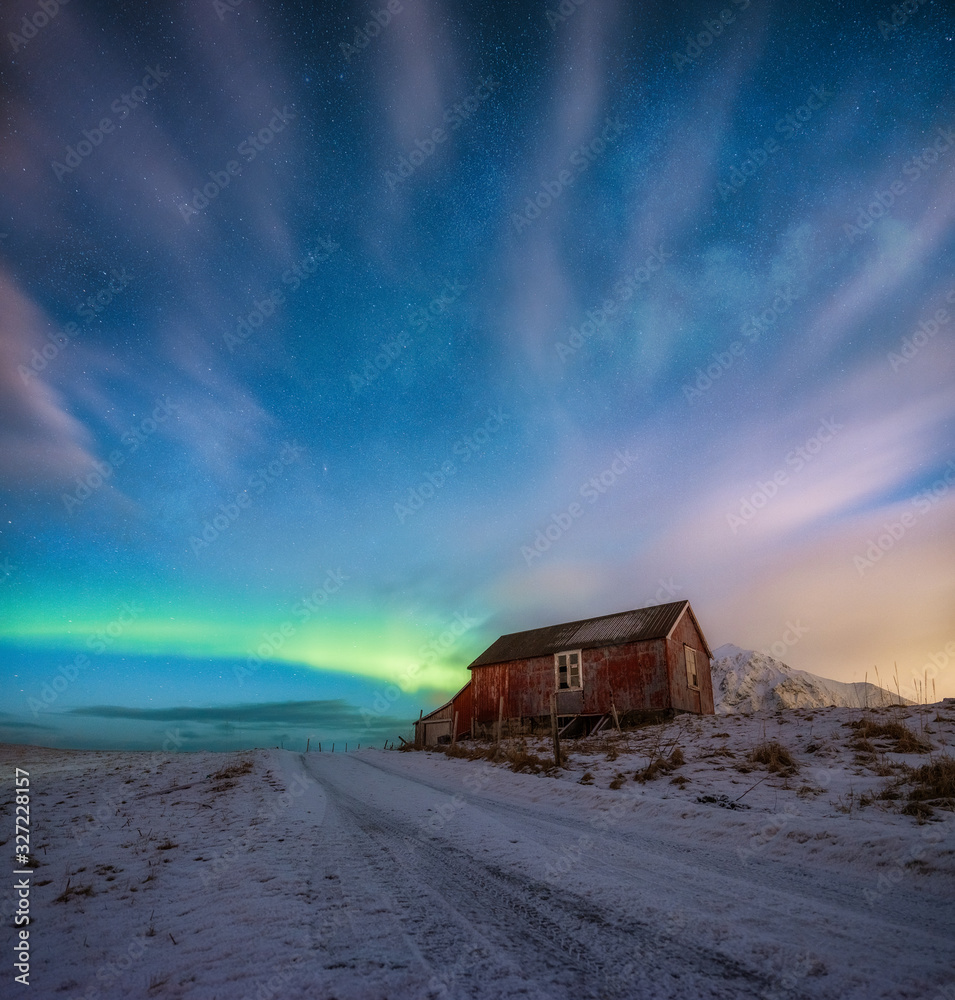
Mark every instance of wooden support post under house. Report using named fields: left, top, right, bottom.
left=551, top=692, right=561, bottom=768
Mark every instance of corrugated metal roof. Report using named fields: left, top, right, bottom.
left=468, top=600, right=690, bottom=669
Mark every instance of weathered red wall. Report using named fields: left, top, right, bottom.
left=585, top=640, right=671, bottom=715
left=665, top=612, right=715, bottom=714
left=471, top=638, right=673, bottom=724
left=451, top=680, right=473, bottom=737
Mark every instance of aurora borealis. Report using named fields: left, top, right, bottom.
left=1, top=0, right=954, bottom=750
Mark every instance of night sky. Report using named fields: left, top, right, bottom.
left=2, top=0, right=954, bottom=751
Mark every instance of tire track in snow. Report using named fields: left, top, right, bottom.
left=303, top=754, right=783, bottom=1000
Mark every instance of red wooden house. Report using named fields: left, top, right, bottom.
left=414, top=600, right=714, bottom=745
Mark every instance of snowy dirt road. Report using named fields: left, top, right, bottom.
left=301, top=753, right=773, bottom=1000
left=291, top=749, right=954, bottom=1000
left=6, top=720, right=954, bottom=1000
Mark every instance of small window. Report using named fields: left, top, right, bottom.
left=555, top=650, right=582, bottom=690
left=684, top=645, right=699, bottom=689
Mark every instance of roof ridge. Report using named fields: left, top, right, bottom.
left=468, top=600, right=694, bottom=670
left=493, top=599, right=688, bottom=642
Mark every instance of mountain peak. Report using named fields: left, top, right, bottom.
left=710, top=645, right=908, bottom=713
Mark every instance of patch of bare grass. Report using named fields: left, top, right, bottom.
left=896, top=754, right=955, bottom=820
left=439, top=740, right=558, bottom=773
left=495, top=742, right=552, bottom=774
left=210, top=759, right=254, bottom=780
left=846, top=719, right=930, bottom=754
left=54, top=879, right=94, bottom=903
left=748, top=740, right=799, bottom=775
left=634, top=747, right=685, bottom=783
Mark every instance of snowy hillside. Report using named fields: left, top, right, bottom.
left=3, top=702, right=954, bottom=999
left=711, top=643, right=910, bottom=714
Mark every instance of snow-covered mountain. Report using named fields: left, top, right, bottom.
left=710, top=643, right=910, bottom=714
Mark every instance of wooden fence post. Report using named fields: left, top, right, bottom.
left=452, top=711, right=459, bottom=745
left=496, top=696, right=504, bottom=744
left=551, top=692, right=561, bottom=767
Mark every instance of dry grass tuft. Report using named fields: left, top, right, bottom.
left=748, top=740, right=799, bottom=775
left=211, top=760, right=254, bottom=780
left=438, top=740, right=558, bottom=772
left=846, top=719, right=930, bottom=754
left=54, top=879, right=94, bottom=903
left=634, top=747, right=685, bottom=783
left=496, top=742, right=552, bottom=774
left=897, top=755, right=955, bottom=820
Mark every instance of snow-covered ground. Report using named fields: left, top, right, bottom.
left=711, top=644, right=913, bottom=713
left=3, top=702, right=954, bottom=999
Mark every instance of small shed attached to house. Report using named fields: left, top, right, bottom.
left=414, top=600, right=714, bottom=745
left=414, top=679, right=473, bottom=746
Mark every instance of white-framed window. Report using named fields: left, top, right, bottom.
left=684, top=644, right=699, bottom=689
left=555, top=650, right=582, bottom=690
